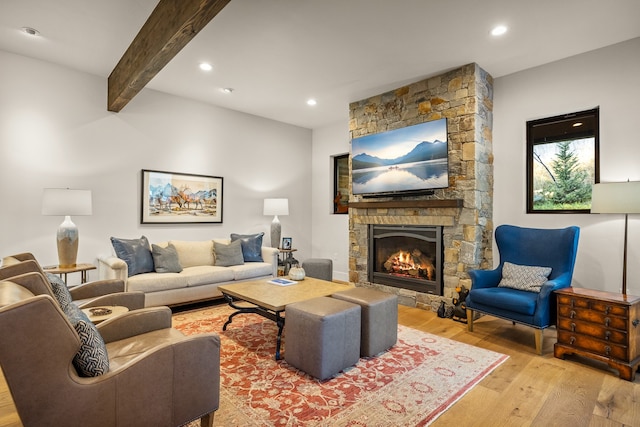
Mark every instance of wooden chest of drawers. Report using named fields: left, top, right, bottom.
left=554, top=287, right=640, bottom=381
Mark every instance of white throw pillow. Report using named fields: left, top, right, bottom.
left=169, top=240, right=214, bottom=267
left=497, top=261, right=552, bottom=293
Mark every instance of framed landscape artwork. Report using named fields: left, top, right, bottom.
left=141, top=169, right=223, bottom=224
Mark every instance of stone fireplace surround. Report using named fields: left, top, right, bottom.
left=348, top=63, right=494, bottom=311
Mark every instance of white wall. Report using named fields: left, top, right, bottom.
left=493, top=37, right=640, bottom=294
left=0, top=51, right=312, bottom=284
left=310, top=122, right=350, bottom=281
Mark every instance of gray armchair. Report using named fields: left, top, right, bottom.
left=1, top=253, right=144, bottom=310
left=0, top=272, right=220, bottom=427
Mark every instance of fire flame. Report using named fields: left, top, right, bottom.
left=384, top=250, right=434, bottom=280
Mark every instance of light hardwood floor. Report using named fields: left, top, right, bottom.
left=1, top=305, right=639, bottom=426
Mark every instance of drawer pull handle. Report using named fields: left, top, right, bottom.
left=605, top=331, right=611, bottom=341
left=570, top=336, right=576, bottom=345
left=605, top=346, right=611, bottom=356
left=605, top=317, right=611, bottom=327
left=570, top=299, right=575, bottom=307
left=604, top=306, right=611, bottom=315
left=570, top=323, right=576, bottom=332
left=570, top=310, right=576, bottom=319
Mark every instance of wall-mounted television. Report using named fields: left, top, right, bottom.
left=351, top=118, right=449, bottom=197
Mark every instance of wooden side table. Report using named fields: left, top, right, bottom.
left=278, top=249, right=298, bottom=275
left=554, top=287, right=640, bottom=381
left=43, top=263, right=96, bottom=285
left=81, top=306, right=129, bottom=324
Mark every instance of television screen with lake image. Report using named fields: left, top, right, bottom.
left=351, top=118, right=448, bottom=196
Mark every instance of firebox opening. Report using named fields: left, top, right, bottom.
left=368, top=225, right=442, bottom=295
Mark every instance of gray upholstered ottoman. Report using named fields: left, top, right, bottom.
left=301, top=258, right=333, bottom=281
left=285, top=296, right=361, bottom=380
left=332, top=287, right=398, bottom=357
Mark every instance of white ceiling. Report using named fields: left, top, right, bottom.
left=2, top=0, right=640, bottom=129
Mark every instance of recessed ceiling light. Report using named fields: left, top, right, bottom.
left=490, top=25, right=508, bottom=36
left=21, top=27, right=40, bottom=37
left=199, top=63, right=213, bottom=71
left=221, top=88, right=234, bottom=94
left=306, top=99, right=317, bottom=106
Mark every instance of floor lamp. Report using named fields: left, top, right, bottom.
left=42, top=188, right=93, bottom=268
left=591, top=181, right=640, bottom=295
left=263, top=198, right=289, bottom=248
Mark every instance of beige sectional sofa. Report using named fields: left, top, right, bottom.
left=98, top=238, right=278, bottom=307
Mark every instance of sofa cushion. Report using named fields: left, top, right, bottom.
left=127, top=272, right=187, bottom=293
left=170, top=240, right=214, bottom=268
left=183, top=266, right=235, bottom=287
left=228, top=263, right=274, bottom=281
left=64, top=304, right=109, bottom=377
left=230, top=232, right=264, bottom=262
left=498, top=262, right=552, bottom=293
left=45, top=272, right=72, bottom=311
left=152, top=243, right=183, bottom=273
left=111, top=236, right=154, bottom=277
left=213, top=240, right=244, bottom=267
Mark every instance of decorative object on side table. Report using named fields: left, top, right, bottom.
left=554, top=287, right=640, bottom=381
left=281, top=237, right=292, bottom=250
left=590, top=180, right=640, bottom=295
left=41, top=188, right=93, bottom=268
left=288, top=263, right=306, bottom=280
left=263, top=198, right=289, bottom=248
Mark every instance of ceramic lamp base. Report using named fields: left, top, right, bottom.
left=270, top=216, right=281, bottom=248
left=57, top=215, right=78, bottom=268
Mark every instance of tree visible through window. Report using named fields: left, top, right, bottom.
left=527, top=108, right=599, bottom=213
left=333, top=154, right=349, bottom=214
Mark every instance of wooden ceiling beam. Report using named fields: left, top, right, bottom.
left=107, top=0, right=231, bottom=112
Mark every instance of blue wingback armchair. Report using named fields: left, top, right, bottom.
left=466, top=225, right=580, bottom=354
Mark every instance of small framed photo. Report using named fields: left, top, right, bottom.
left=281, top=237, right=292, bottom=250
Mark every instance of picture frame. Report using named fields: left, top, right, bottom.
left=526, top=108, right=599, bottom=214
left=141, top=169, right=223, bottom=224
left=281, top=237, right=292, bottom=250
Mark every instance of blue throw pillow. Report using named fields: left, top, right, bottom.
left=110, top=236, right=155, bottom=277
left=230, top=232, right=264, bottom=262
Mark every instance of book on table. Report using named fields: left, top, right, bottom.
left=267, top=278, right=298, bottom=286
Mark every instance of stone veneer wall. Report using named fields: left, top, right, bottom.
left=348, top=63, right=494, bottom=310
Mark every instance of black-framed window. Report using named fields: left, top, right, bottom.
left=333, top=154, right=349, bottom=214
left=526, top=108, right=600, bottom=213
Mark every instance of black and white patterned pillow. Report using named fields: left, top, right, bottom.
left=64, top=304, right=109, bottom=377
left=45, top=272, right=73, bottom=310
left=498, top=261, right=552, bottom=293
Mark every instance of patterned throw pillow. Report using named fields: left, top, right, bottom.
left=230, top=232, right=264, bottom=262
left=498, top=262, right=552, bottom=293
left=64, top=304, right=109, bottom=377
left=152, top=243, right=183, bottom=273
left=111, top=235, right=155, bottom=277
left=45, top=272, right=72, bottom=311
left=213, top=239, right=245, bottom=267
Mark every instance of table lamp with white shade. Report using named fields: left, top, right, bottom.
left=591, top=181, right=640, bottom=295
left=42, top=188, right=93, bottom=268
left=263, top=198, right=289, bottom=248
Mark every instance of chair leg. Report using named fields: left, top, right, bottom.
left=201, top=412, right=215, bottom=427
left=534, top=329, right=543, bottom=355
left=466, top=308, right=474, bottom=331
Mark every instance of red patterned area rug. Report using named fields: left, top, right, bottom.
left=174, top=304, right=508, bottom=427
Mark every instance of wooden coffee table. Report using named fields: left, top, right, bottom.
left=218, top=277, right=351, bottom=360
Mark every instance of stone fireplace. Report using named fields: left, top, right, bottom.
left=348, top=63, right=494, bottom=310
